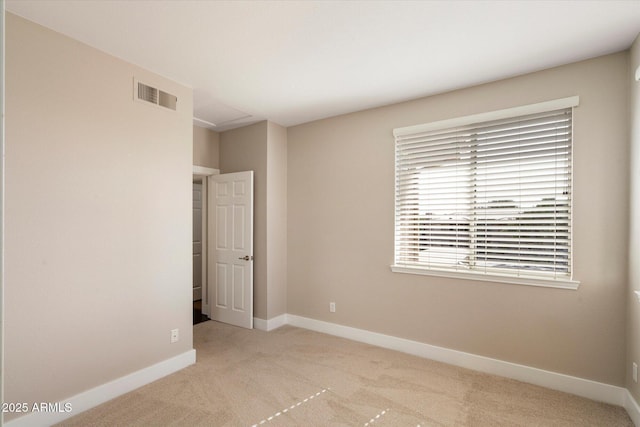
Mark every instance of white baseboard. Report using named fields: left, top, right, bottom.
left=286, top=314, right=627, bottom=408
left=253, top=314, right=287, bottom=332
left=4, top=349, right=196, bottom=427
left=625, top=389, right=640, bottom=426
left=253, top=317, right=268, bottom=331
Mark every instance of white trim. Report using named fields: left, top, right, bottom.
left=253, top=314, right=288, bottom=332
left=625, top=389, right=640, bottom=426
left=390, top=265, right=580, bottom=290
left=4, top=350, right=196, bottom=427
left=192, top=165, right=219, bottom=176
left=268, top=314, right=288, bottom=331
left=253, top=317, right=268, bottom=331
left=393, top=96, right=580, bottom=137
left=286, top=314, right=625, bottom=406
left=193, top=117, right=217, bottom=128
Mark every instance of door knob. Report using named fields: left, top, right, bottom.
left=238, top=255, right=253, bottom=261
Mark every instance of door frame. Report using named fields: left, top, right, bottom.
left=192, top=165, right=219, bottom=317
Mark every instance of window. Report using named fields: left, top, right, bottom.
left=392, top=97, right=579, bottom=288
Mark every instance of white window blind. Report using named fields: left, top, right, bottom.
left=394, top=100, right=577, bottom=283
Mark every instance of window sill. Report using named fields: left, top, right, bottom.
left=390, top=265, right=580, bottom=290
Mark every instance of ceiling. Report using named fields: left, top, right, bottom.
left=6, top=1, right=640, bottom=132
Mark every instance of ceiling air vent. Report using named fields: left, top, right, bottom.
left=134, top=79, right=177, bottom=111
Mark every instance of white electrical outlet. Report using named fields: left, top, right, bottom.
left=329, top=302, right=336, bottom=313
left=170, top=328, right=179, bottom=343
left=634, top=362, right=638, bottom=383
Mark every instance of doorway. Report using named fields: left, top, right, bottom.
left=192, top=165, right=218, bottom=325
left=191, top=166, right=255, bottom=329
left=192, top=178, right=207, bottom=325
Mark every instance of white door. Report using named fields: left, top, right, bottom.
left=208, top=171, right=254, bottom=329
left=192, top=183, right=203, bottom=301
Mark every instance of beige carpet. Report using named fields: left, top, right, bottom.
left=57, top=321, right=633, bottom=426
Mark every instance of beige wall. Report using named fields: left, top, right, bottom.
left=4, top=13, right=193, bottom=421
left=288, top=53, right=629, bottom=386
left=220, top=122, right=269, bottom=319
left=219, top=121, right=287, bottom=321
left=266, top=122, right=287, bottom=318
left=193, top=125, right=220, bottom=169
left=0, top=0, right=5, bottom=415
left=628, top=35, right=640, bottom=400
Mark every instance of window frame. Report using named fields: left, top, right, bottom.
left=391, top=97, right=580, bottom=290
